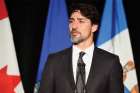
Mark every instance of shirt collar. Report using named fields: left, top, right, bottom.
left=72, top=43, right=94, bottom=56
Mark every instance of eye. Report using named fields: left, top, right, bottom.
left=79, top=20, right=85, bottom=23
left=69, top=20, right=73, bottom=23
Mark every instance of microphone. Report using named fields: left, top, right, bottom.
left=77, top=62, right=87, bottom=93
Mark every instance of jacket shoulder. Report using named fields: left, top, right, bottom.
left=47, top=47, right=71, bottom=61
left=95, top=47, right=119, bottom=58
left=49, top=47, right=71, bottom=56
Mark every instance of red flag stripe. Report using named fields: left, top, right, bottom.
left=0, top=0, right=8, bottom=20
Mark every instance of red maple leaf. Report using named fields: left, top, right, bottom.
left=0, top=66, right=21, bottom=93
left=0, top=0, right=8, bottom=19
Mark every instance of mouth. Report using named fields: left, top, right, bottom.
left=71, top=31, right=81, bottom=37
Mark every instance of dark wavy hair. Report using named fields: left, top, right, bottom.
left=69, top=3, right=99, bottom=25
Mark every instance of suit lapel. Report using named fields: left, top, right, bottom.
left=63, top=48, right=76, bottom=91
left=86, top=47, right=101, bottom=91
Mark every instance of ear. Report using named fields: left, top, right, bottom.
left=91, top=24, right=98, bottom=33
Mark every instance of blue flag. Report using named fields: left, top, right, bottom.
left=34, top=0, right=71, bottom=92
left=96, top=0, right=139, bottom=93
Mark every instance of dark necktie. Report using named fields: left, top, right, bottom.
left=76, top=52, right=86, bottom=93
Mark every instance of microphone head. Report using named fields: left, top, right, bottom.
left=78, top=62, right=85, bottom=66
left=78, top=62, right=85, bottom=74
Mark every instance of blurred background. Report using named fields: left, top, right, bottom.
left=5, top=0, right=140, bottom=93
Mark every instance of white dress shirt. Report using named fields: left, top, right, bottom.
left=72, top=43, right=94, bottom=83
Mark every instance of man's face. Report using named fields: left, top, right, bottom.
left=69, top=10, right=97, bottom=44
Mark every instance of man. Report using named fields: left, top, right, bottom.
left=39, top=3, right=124, bottom=93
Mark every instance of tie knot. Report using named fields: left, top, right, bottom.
left=78, top=51, right=85, bottom=65
left=79, top=51, right=85, bottom=58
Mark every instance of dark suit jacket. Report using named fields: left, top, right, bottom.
left=39, top=47, right=124, bottom=93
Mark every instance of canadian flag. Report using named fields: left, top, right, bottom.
left=0, top=0, right=24, bottom=93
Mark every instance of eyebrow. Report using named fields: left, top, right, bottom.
left=69, top=17, right=88, bottom=21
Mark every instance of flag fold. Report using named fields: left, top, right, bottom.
left=96, top=0, right=139, bottom=93
left=0, top=0, right=24, bottom=93
left=34, top=0, right=71, bottom=92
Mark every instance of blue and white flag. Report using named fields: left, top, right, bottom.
left=96, top=0, right=139, bottom=93
left=34, top=0, right=71, bottom=92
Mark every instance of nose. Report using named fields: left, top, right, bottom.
left=71, top=21, right=79, bottom=29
